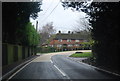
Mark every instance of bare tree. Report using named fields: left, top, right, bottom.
left=39, top=22, right=56, bottom=46
left=72, top=16, right=92, bottom=40
left=73, top=16, right=92, bottom=32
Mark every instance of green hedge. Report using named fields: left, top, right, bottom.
left=39, top=47, right=56, bottom=53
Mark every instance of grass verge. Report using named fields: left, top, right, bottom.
left=69, top=52, right=92, bottom=58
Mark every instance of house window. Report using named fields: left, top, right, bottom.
left=58, top=39, right=62, bottom=42
left=75, top=40, right=79, bottom=42
left=79, top=44, right=82, bottom=46
left=75, top=44, right=79, bottom=46
left=57, top=44, right=62, bottom=47
left=51, top=45, right=54, bottom=47
left=67, top=39, right=71, bottom=42
left=68, top=44, right=73, bottom=47
left=83, top=40, right=87, bottom=42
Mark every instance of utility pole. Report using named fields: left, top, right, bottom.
left=36, top=21, right=38, bottom=32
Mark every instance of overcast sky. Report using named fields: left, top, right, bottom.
left=30, top=0, right=88, bottom=33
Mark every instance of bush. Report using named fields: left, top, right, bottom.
left=38, top=46, right=56, bottom=53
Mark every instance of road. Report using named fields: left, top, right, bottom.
left=8, top=50, right=119, bottom=80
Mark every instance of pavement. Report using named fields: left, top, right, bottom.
left=2, top=50, right=120, bottom=80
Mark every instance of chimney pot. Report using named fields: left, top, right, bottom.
left=58, top=31, right=61, bottom=33
left=68, top=31, right=70, bottom=34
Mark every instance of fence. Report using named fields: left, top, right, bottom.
left=2, top=43, right=35, bottom=66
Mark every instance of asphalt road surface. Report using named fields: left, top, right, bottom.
left=8, top=50, right=119, bottom=80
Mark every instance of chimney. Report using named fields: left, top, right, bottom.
left=68, top=31, right=70, bottom=34
left=58, top=30, right=61, bottom=34
left=72, top=32, right=74, bottom=34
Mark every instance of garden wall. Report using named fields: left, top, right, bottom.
left=2, top=43, right=35, bottom=66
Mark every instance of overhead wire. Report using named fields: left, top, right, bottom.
left=42, top=0, right=54, bottom=15
left=40, top=0, right=60, bottom=23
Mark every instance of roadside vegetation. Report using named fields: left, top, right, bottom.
left=69, top=52, right=92, bottom=58
left=62, top=2, right=120, bottom=74
left=2, top=2, right=42, bottom=67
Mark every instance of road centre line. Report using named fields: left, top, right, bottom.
left=53, top=64, right=71, bottom=80
left=50, top=60, right=53, bottom=64
left=50, top=57, right=66, bottom=77
left=50, top=57, right=67, bottom=77
left=50, top=56, right=71, bottom=79
left=54, top=65, right=66, bottom=77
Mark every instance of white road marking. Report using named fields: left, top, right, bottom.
left=54, top=65, right=66, bottom=77
left=51, top=58, right=71, bottom=79
left=50, top=60, right=53, bottom=64
left=7, top=61, right=33, bottom=81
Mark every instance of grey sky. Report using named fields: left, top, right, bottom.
left=30, top=0, right=87, bottom=33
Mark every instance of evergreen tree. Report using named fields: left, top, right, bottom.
left=2, top=2, right=42, bottom=46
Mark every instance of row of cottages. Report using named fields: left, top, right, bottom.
left=49, top=31, right=88, bottom=51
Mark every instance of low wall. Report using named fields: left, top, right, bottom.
left=2, top=43, right=35, bottom=66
